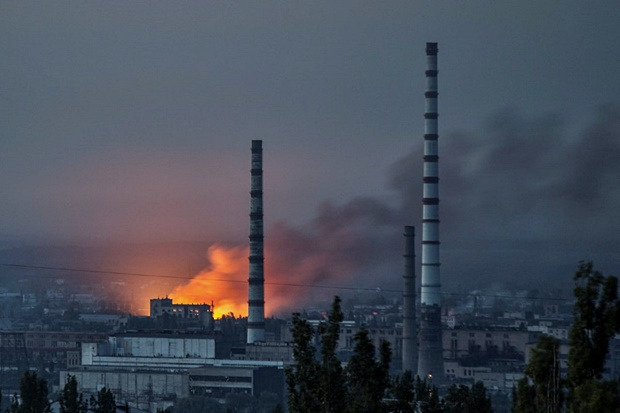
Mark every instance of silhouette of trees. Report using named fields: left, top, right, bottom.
left=89, top=387, right=116, bottom=413
left=59, top=375, right=87, bottom=413
left=566, top=261, right=620, bottom=411
left=7, top=371, right=51, bottom=413
left=514, top=261, right=620, bottom=412
left=286, top=296, right=392, bottom=413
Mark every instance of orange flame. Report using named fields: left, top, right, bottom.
left=169, top=245, right=249, bottom=318
left=168, top=226, right=361, bottom=319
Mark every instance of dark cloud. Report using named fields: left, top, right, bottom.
left=1, top=2, right=619, bottom=301
left=267, top=105, right=620, bottom=294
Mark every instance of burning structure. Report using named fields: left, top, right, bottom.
left=150, top=297, right=213, bottom=329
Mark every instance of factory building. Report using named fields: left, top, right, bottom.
left=60, top=331, right=285, bottom=411
left=149, top=297, right=213, bottom=330
left=189, top=365, right=284, bottom=400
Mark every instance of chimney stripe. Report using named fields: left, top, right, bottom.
left=418, top=42, right=444, bottom=381
left=247, top=140, right=265, bottom=344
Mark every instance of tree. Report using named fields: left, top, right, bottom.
left=442, top=384, right=469, bottom=413
left=388, top=371, right=415, bottom=413
left=59, top=375, right=87, bottom=413
left=414, top=377, right=441, bottom=413
left=9, top=371, right=51, bottom=413
left=570, top=379, right=620, bottom=412
left=567, top=261, right=620, bottom=411
left=513, top=377, right=536, bottom=413
left=467, top=381, right=492, bottom=413
left=443, top=381, right=491, bottom=413
left=285, top=296, right=393, bottom=413
left=317, top=296, right=346, bottom=412
left=90, top=387, right=116, bottom=413
left=345, top=327, right=391, bottom=412
left=515, top=334, right=563, bottom=413
left=285, top=313, right=321, bottom=413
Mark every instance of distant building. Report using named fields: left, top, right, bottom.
left=189, top=365, right=285, bottom=399
left=443, top=327, right=534, bottom=363
left=236, top=341, right=294, bottom=363
left=82, top=332, right=216, bottom=366
left=443, top=360, right=524, bottom=392
left=0, top=330, right=108, bottom=369
left=60, top=331, right=285, bottom=411
left=150, top=298, right=213, bottom=330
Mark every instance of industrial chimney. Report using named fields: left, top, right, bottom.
left=402, top=225, right=418, bottom=373
left=247, top=140, right=265, bottom=344
left=417, top=42, right=444, bottom=381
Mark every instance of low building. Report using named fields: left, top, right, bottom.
left=60, top=332, right=285, bottom=411
left=240, top=341, right=294, bottom=363
left=189, top=364, right=285, bottom=399
left=59, top=368, right=187, bottom=411
left=81, top=332, right=216, bottom=368
left=150, top=298, right=213, bottom=330
left=443, top=327, right=534, bottom=363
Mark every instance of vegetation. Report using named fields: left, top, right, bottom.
left=286, top=296, right=392, bottom=412
left=387, top=370, right=415, bottom=412
left=6, top=371, right=51, bottom=413
left=514, top=334, right=563, bottom=412
left=89, top=387, right=116, bottom=413
left=413, top=377, right=442, bottom=413
left=286, top=296, right=492, bottom=413
left=442, top=381, right=492, bottom=413
left=567, top=261, right=620, bottom=411
left=514, top=261, right=620, bottom=413
left=345, top=327, right=391, bottom=412
left=59, top=375, right=87, bottom=413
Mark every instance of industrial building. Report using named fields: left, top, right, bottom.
left=149, top=297, right=213, bottom=330
left=59, top=331, right=285, bottom=411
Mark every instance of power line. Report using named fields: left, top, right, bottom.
left=1, top=263, right=574, bottom=302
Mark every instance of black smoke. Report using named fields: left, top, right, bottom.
left=267, top=104, right=620, bottom=296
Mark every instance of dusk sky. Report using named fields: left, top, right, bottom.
left=2, top=2, right=619, bottom=310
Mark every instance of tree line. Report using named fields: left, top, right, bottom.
left=0, top=372, right=117, bottom=413
left=287, top=261, right=620, bottom=413
left=514, top=261, right=620, bottom=412
left=285, top=295, right=493, bottom=413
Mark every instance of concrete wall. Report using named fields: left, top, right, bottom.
left=109, top=336, right=215, bottom=358
left=59, top=369, right=189, bottom=400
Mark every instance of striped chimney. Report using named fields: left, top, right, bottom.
left=402, top=225, right=418, bottom=373
left=417, top=42, right=444, bottom=381
left=247, top=140, right=265, bottom=344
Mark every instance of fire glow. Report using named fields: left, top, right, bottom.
left=167, top=227, right=361, bottom=319
left=169, top=245, right=249, bottom=319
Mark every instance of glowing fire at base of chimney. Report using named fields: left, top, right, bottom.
left=169, top=245, right=249, bottom=319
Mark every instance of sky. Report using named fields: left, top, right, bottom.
left=1, top=1, right=619, bottom=313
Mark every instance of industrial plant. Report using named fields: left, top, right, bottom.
left=1, top=42, right=618, bottom=413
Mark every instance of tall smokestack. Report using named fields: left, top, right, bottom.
left=247, top=140, right=265, bottom=344
left=417, top=42, right=444, bottom=381
left=402, top=225, right=418, bottom=373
